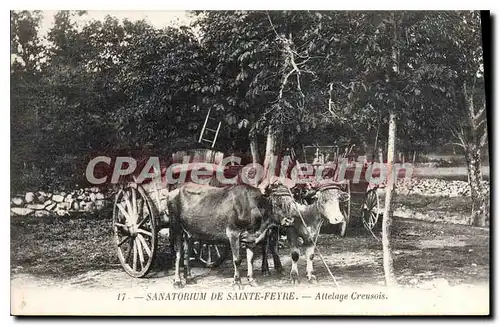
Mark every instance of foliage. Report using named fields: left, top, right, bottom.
left=10, top=10, right=487, bottom=192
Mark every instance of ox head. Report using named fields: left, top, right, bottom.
left=311, top=184, right=350, bottom=224
left=264, top=181, right=300, bottom=226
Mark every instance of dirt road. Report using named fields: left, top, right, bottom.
left=10, top=214, right=490, bottom=315
left=11, top=215, right=489, bottom=288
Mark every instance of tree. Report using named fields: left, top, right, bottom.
left=436, top=12, right=488, bottom=226
left=391, top=11, right=488, bottom=226
left=110, top=21, right=209, bottom=150
left=192, top=11, right=367, bottom=167
left=192, top=10, right=285, bottom=165
left=10, top=10, right=46, bottom=190
left=350, top=11, right=403, bottom=286
left=11, top=10, right=488, bottom=227
left=381, top=12, right=400, bottom=287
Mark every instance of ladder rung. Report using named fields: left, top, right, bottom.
left=205, top=128, right=217, bottom=133
left=201, top=138, right=215, bottom=143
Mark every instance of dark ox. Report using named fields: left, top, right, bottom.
left=166, top=182, right=278, bottom=288
left=261, top=183, right=349, bottom=283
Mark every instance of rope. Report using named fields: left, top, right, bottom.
left=312, top=219, right=324, bottom=247
left=286, top=187, right=340, bottom=288
left=363, top=220, right=381, bottom=242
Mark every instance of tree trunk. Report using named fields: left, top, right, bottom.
left=412, top=150, right=416, bottom=164
left=362, top=140, right=369, bottom=156
left=250, top=138, right=260, bottom=164
left=466, top=146, right=488, bottom=226
left=378, top=146, right=383, bottom=164
left=372, top=121, right=380, bottom=162
left=263, top=127, right=276, bottom=182
left=249, top=124, right=260, bottom=164
left=382, top=11, right=399, bottom=287
left=461, top=82, right=488, bottom=227
left=382, top=111, right=397, bottom=286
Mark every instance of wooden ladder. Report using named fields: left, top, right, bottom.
left=198, top=107, right=222, bottom=148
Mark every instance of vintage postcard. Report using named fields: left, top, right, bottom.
left=10, top=9, right=491, bottom=316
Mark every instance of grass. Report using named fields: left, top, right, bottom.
left=11, top=210, right=490, bottom=286
left=11, top=212, right=119, bottom=277
left=394, top=194, right=473, bottom=215
left=393, top=193, right=490, bottom=226
left=418, top=174, right=490, bottom=182
left=389, top=218, right=490, bottom=285
left=10, top=161, right=490, bottom=288
left=413, top=165, right=490, bottom=182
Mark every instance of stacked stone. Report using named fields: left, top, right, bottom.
left=10, top=187, right=110, bottom=217
left=396, top=178, right=490, bottom=197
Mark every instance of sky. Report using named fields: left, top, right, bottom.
left=38, top=10, right=194, bottom=36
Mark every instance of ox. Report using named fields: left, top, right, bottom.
left=167, top=182, right=279, bottom=289
left=261, top=182, right=349, bottom=283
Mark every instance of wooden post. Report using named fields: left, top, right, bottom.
left=199, top=108, right=211, bottom=143
left=212, top=121, right=221, bottom=148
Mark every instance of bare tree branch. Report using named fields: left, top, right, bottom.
left=296, top=73, right=305, bottom=99
left=266, top=12, right=286, bottom=43
left=446, top=142, right=467, bottom=149
left=278, top=69, right=295, bottom=100
left=327, top=82, right=347, bottom=121
left=474, top=104, right=486, bottom=121
left=476, top=118, right=486, bottom=129
left=450, top=126, right=467, bottom=148
left=338, top=82, right=351, bottom=90
left=296, top=57, right=311, bottom=66
left=302, top=69, right=317, bottom=77
left=267, top=13, right=312, bottom=109
left=479, top=129, right=488, bottom=148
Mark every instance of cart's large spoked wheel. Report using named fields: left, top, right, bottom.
left=113, top=184, right=158, bottom=278
left=191, top=240, right=229, bottom=268
left=362, top=188, right=380, bottom=231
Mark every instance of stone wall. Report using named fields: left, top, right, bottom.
left=10, top=178, right=490, bottom=218
left=396, top=178, right=490, bottom=197
left=10, top=187, right=112, bottom=217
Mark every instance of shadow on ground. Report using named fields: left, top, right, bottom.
left=11, top=211, right=489, bottom=289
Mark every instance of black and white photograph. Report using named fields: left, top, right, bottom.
left=9, top=8, right=491, bottom=316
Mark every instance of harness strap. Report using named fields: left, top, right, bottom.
left=317, top=183, right=346, bottom=192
